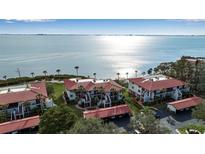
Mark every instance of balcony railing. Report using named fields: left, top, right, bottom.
left=0, top=106, right=44, bottom=123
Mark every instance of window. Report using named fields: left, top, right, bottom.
left=132, top=86, right=134, bottom=89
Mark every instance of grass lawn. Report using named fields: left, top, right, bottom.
left=123, top=90, right=142, bottom=116
left=126, top=100, right=141, bottom=116
left=144, top=102, right=167, bottom=110
left=47, top=82, right=83, bottom=117
left=52, top=83, right=65, bottom=100
left=178, top=124, right=205, bottom=134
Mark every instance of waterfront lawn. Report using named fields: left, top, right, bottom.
left=48, top=83, right=83, bottom=117
left=178, top=124, right=205, bottom=134
left=52, top=83, right=65, bottom=101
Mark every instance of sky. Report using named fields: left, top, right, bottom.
left=0, top=19, right=205, bottom=35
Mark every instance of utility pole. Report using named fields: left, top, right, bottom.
left=16, top=68, right=21, bottom=78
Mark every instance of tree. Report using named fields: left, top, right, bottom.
left=0, top=105, right=7, bottom=123
left=116, top=72, right=120, bottom=80
left=46, top=83, right=55, bottom=97
left=30, top=72, right=35, bottom=78
left=3, top=75, right=7, bottom=80
left=39, top=105, right=78, bottom=134
left=74, top=66, right=79, bottom=76
left=0, top=112, right=7, bottom=123
left=67, top=118, right=123, bottom=134
left=147, top=68, right=153, bottom=75
left=130, top=107, right=170, bottom=134
left=192, top=101, right=205, bottom=120
left=98, top=86, right=105, bottom=101
left=43, top=70, right=47, bottom=77
left=56, top=69, right=61, bottom=75
left=135, top=70, right=138, bottom=77
left=93, top=73, right=96, bottom=79
left=153, top=56, right=205, bottom=97
left=141, top=72, right=146, bottom=76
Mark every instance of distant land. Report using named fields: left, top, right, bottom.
left=1, top=34, right=205, bottom=36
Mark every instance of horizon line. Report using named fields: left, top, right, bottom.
left=1, top=34, right=205, bottom=36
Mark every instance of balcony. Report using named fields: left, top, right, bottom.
left=0, top=102, right=46, bottom=123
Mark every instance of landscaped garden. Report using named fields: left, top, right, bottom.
left=178, top=124, right=205, bottom=134
left=123, top=90, right=142, bottom=116
left=46, top=82, right=83, bottom=117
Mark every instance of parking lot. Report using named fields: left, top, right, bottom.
left=159, top=109, right=204, bottom=133
left=107, top=114, right=132, bottom=132
left=105, top=107, right=204, bottom=134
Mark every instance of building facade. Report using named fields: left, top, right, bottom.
left=64, top=78, right=124, bottom=108
left=128, top=75, right=190, bottom=103
left=0, top=81, right=54, bottom=133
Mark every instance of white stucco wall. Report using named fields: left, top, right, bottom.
left=128, top=82, right=142, bottom=96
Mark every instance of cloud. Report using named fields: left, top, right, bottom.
left=15, top=19, right=56, bottom=22
left=4, top=19, right=56, bottom=23
left=167, top=19, right=205, bottom=23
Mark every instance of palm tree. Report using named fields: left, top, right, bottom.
left=30, top=72, right=35, bottom=78
left=141, top=71, right=146, bottom=76
left=43, top=70, right=47, bottom=77
left=56, top=69, right=61, bottom=75
left=93, top=73, right=96, bottom=79
left=3, top=75, right=7, bottom=80
left=74, top=66, right=79, bottom=76
left=135, top=70, right=138, bottom=77
left=116, top=73, right=120, bottom=80
left=147, top=68, right=153, bottom=75
left=126, top=72, right=129, bottom=79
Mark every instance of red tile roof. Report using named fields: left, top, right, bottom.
left=70, top=81, right=95, bottom=91
left=64, top=79, right=77, bottom=90
left=83, top=104, right=131, bottom=119
left=168, top=96, right=203, bottom=110
left=0, top=82, right=48, bottom=106
left=30, top=82, right=48, bottom=97
left=0, top=116, right=40, bottom=134
left=129, top=77, right=185, bottom=91
left=64, top=79, right=123, bottom=92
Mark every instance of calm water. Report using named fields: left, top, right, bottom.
left=0, top=35, right=205, bottom=79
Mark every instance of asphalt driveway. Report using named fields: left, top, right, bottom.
left=158, top=109, right=204, bottom=133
